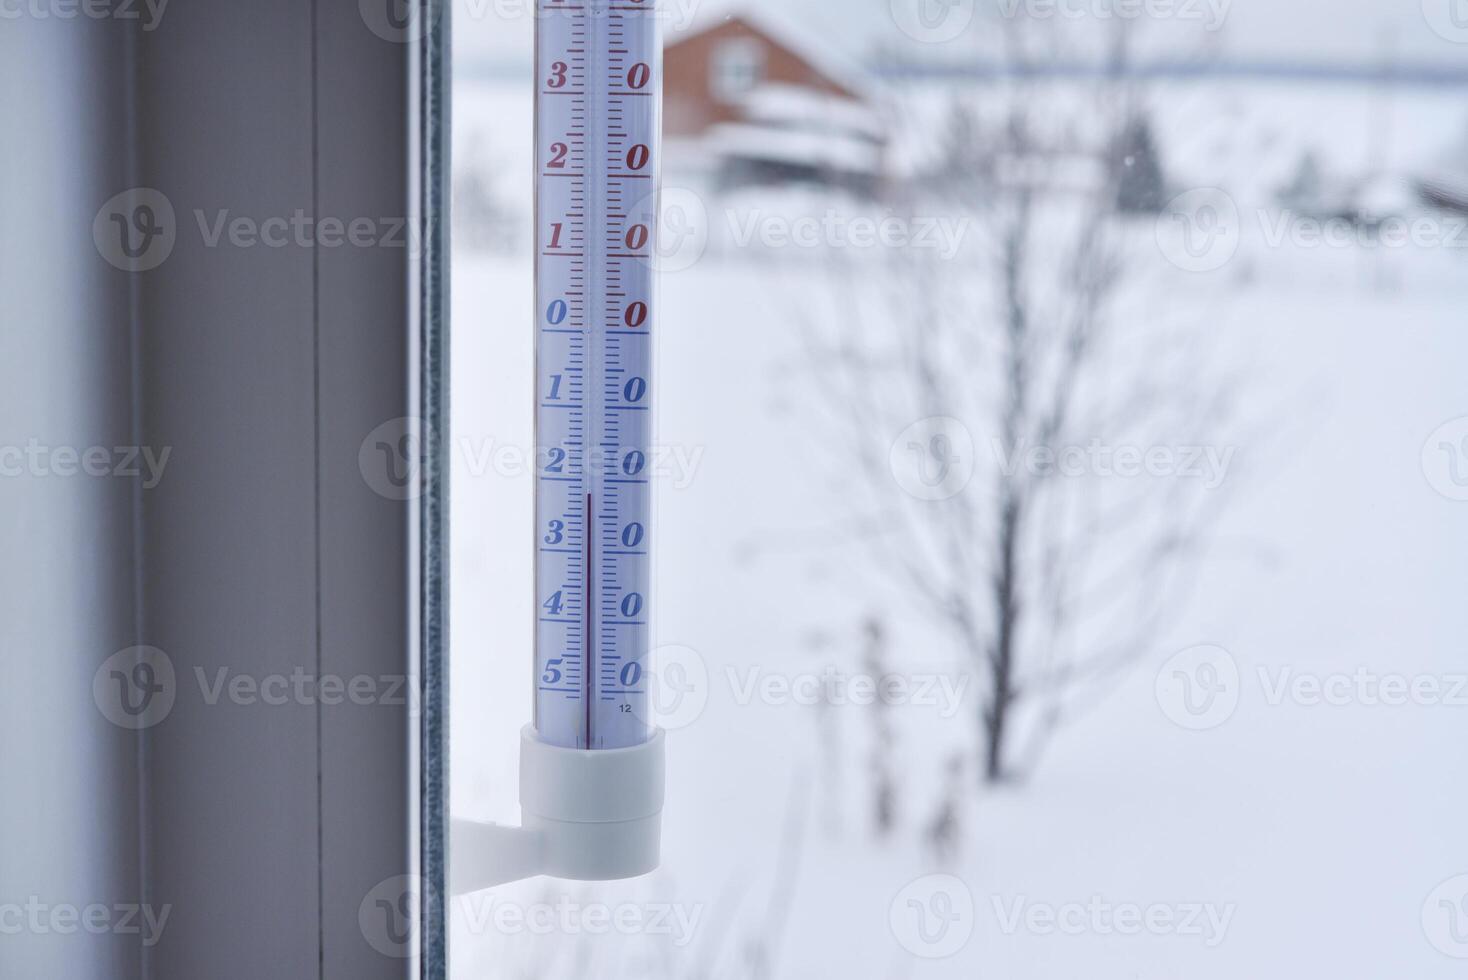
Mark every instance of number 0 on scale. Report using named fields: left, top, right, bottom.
left=534, top=0, right=660, bottom=750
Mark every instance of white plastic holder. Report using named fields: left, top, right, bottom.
left=452, top=726, right=665, bottom=894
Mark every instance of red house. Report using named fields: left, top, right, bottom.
left=663, top=11, right=888, bottom=193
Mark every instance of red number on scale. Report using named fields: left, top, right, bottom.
left=549, top=223, right=564, bottom=249
left=548, top=143, right=569, bottom=168
left=624, top=302, right=648, bottom=328
left=547, top=62, right=568, bottom=88
left=626, top=63, right=650, bottom=90
left=625, top=144, right=650, bottom=171
left=624, top=225, right=649, bottom=250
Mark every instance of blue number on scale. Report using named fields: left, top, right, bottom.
left=622, top=451, right=645, bottom=476
left=546, top=447, right=566, bottom=473
left=620, top=592, right=643, bottom=618
left=619, top=661, right=643, bottom=686
left=548, top=373, right=563, bottom=400
left=621, top=522, right=644, bottom=547
left=543, top=591, right=565, bottom=616
left=545, top=520, right=565, bottom=545
left=546, top=299, right=568, bottom=325
left=543, top=658, right=565, bottom=684
left=623, top=377, right=646, bottom=403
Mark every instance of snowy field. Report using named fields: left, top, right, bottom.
left=447, top=78, right=1468, bottom=978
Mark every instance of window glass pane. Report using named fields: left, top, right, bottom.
left=451, top=3, right=1468, bottom=977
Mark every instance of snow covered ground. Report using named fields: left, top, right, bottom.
left=447, top=78, right=1468, bottom=978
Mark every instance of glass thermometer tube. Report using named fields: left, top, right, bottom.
left=533, top=0, right=659, bottom=750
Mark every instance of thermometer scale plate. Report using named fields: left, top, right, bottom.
left=534, top=0, right=659, bottom=750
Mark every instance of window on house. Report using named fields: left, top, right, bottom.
left=711, top=38, right=766, bottom=102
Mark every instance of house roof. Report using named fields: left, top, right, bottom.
left=668, top=4, right=881, bottom=104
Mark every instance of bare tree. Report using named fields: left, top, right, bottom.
left=861, top=617, right=898, bottom=837
left=799, top=16, right=1240, bottom=785
left=924, top=751, right=967, bottom=863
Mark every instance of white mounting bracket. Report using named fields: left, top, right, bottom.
left=452, top=726, right=666, bottom=893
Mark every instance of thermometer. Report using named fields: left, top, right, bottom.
left=444, top=0, right=668, bottom=891
left=534, top=0, right=659, bottom=751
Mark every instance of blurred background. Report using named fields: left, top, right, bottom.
left=449, top=0, right=1468, bottom=976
